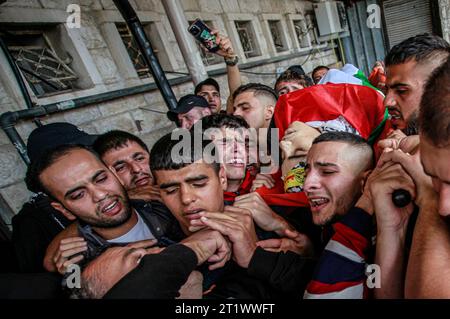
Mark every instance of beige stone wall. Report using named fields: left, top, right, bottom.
left=439, top=0, right=450, bottom=43
left=0, top=0, right=340, bottom=222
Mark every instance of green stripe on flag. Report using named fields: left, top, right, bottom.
left=368, top=108, right=389, bottom=145
left=353, top=70, right=382, bottom=93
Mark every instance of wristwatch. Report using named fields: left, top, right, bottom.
left=224, top=55, right=239, bottom=66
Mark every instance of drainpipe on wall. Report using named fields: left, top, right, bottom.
left=162, top=0, right=209, bottom=85
left=0, top=37, right=34, bottom=111
left=1, top=0, right=184, bottom=165
left=0, top=82, right=182, bottom=165
left=0, top=36, right=43, bottom=130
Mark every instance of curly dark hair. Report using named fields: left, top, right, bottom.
left=274, top=70, right=312, bottom=92
left=200, top=113, right=249, bottom=130
left=93, top=130, right=149, bottom=158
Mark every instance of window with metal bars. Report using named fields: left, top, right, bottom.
left=235, top=21, right=260, bottom=58
left=1, top=28, right=78, bottom=98
left=293, top=19, right=311, bottom=49
left=305, top=14, right=323, bottom=46
left=116, top=23, right=154, bottom=79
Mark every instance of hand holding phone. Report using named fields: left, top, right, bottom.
left=188, top=19, right=219, bottom=53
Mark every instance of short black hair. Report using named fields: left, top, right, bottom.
left=275, top=70, right=312, bottom=91
left=194, top=78, right=220, bottom=95
left=25, top=144, right=97, bottom=196
left=232, top=83, right=278, bottom=102
left=288, top=66, right=314, bottom=86
left=150, top=131, right=220, bottom=182
left=200, top=114, right=249, bottom=130
left=385, top=33, right=450, bottom=67
left=312, top=65, right=329, bottom=76
left=93, top=130, right=149, bottom=159
left=420, top=55, right=450, bottom=147
left=312, top=131, right=374, bottom=168
left=313, top=131, right=367, bottom=145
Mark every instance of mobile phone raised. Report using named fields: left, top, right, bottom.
left=188, top=19, right=219, bottom=53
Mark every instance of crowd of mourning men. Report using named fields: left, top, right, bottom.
left=1, top=30, right=450, bottom=299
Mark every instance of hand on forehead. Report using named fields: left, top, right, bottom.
left=281, top=121, right=320, bottom=154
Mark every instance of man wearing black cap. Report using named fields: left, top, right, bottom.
left=11, top=122, right=97, bottom=273
left=26, top=123, right=98, bottom=164
left=167, top=94, right=212, bottom=129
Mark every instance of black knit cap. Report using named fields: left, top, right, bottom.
left=27, top=122, right=97, bottom=164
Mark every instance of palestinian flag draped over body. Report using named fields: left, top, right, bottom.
left=319, top=64, right=383, bottom=94
left=258, top=66, right=388, bottom=207
left=319, top=64, right=392, bottom=156
left=274, top=82, right=388, bottom=145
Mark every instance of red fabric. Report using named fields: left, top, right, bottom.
left=255, top=170, right=284, bottom=196
left=260, top=192, right=309, bottom=207
left=254, top=171, right=309, bottom=207
left=368, top=67, right=386, bottom=91
left=274, top=83, right=387, bottom=142
left=223, top=168, right=256, bottom=203
left=255, top=83, right=387, bottom=207
left=332, top=223, right=369, bottom=259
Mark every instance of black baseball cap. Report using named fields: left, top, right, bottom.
left=167, top=94, right=209, bottom=122
left=194, top=78, right=220, bottom=95
left=27, top=122, right=98, bottom=164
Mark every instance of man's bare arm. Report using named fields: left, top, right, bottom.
left=405, top=195, right=450, bottom=298
left=379, top=149, right=450, bottom=298
left=209, top=30, right=241, bottom=114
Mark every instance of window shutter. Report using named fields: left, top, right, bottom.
left=383, top=0, right=433, bottom=48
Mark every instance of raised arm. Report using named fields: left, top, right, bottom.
left=210, top=30, right=242, bottom=114
left=378, top=148, right=450, bottom=298
left=405, top=190, right=450, bottom=297
left=367, top=157, right=416, bottom=298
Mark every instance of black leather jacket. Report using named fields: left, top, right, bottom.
left=77, top=200, right=185, bottom=265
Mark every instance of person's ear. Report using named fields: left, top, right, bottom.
left=265, top=105, right=275, bottom=121
left=219, top=165, right=228, bottom=191
left=50, top=202, right=77, bottom=221
left=360, top=169, right=372, bottom=191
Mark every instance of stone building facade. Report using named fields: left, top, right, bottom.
left=0, top=0, right=448, bottom=225
left=440, top=0, right=450, bottom=43
left=0, top=0, right=340, bottom=224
